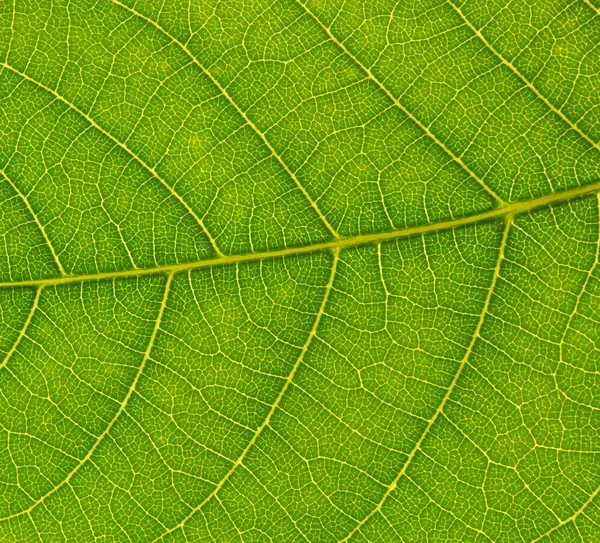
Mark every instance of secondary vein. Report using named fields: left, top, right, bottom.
left=583, top=0, right=600, bottom=16
left=110, top=0, right=340, bottom=240
left=529, top=481, right=600, bottom=542
left=293, top=0, right=506, bottom=206
left=0, top=169, right=66, bottom=276
left=0, top=63, right=224, bottom=258
left=448, top=0, right=600, bottom=152
left=0, top=287, right=42, bottom=372
left=148, top=250, right=340, bottom=543
left=0, top=273, right=174, bottom=523
left=335, top=213, right=513, bottom=542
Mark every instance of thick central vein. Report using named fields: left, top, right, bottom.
left=1, top=180, right=598, bottom=289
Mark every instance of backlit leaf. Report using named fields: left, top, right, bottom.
left=0, top=0, right=599, bottom=541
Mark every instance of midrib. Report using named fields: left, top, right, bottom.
left=2, top=179, right=599, bottom=289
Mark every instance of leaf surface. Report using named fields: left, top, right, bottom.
left=0, top=0, right=599, bottom=541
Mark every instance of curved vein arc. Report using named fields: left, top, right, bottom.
left=0, top=169, right=66, bottom=276
left=0, top=272, right=174, bottom=522
left=293, top=0, right=506, bottom=206
left=583, top=0, right=600, bottom=15
left=448, top=0, right=600, bottom=152
left=0, top=63, right=224, bottom=258
left=530, top=483, right=600, bottom=542
left=0, top=180, right=598, bottom=289
left=337, top=216, right=512, bottom=542
left=0, top=287, right=42, bottom=372
left=110, top=0, right=340, bottom=240
left=149, top=250, right=339, bottom=543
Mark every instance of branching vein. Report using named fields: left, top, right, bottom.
left=336, top=216, right=512, bottom=542
left=110, top=0, right=340, bottom=240
left=0, top=180, right=597, bottom=289
left=0, top=273, right=174, bottom=522
left=0, top=169, right=66, bottom=276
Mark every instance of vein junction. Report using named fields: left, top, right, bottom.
left=1, top=180, right=599, bottom=289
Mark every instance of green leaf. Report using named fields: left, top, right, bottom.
left=0, top=0, right=599, bottom=541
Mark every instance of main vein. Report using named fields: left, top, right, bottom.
left=149, top=250, right=339, bottom=543
left=1, top=180, right=598, bottom=289
left=336, top=214, right=513, bottom=542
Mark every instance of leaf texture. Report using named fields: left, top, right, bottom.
left=0, top=0, right=599, bottom=541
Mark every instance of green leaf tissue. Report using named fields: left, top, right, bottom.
left=0, top=0, right=599, bottom=541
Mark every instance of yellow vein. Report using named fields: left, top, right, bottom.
left=110, top=0, right=340, bottom=240
left=293, top=0, right=506, bottom=206
left=0, top=179, right=598, bottom=289
left=149, top=250, right=339, bottom=543
left=337, top=216, right=512, bottom=542
left=448, top=0, right=600, bottom=152
left=0, top=272, right=174, bottom=522
left=534, top=194, right=600, bottom=540
left=0, top=63, right=224, bottom=258
left=583, top=0, right=600, bottom=16
left=530, top=482, right=600, bottom=542
left=559, top=192, right=600, bottom=358
left=0, top=169, right=66, bottom=276
left=0, top=287, right=42, bottom=372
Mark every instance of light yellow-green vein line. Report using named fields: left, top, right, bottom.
left=0, top=180, right=598, bottom=289
left=532, top=193, right=600, bottom=542
left=583, top=0, right=600, bottom=16
left=0, top=287, right=42, bottom=372
left=0, top=63, right=224, bottom=258
left=530, top=483, right=600, bottom=542
left=336, top=216, right=512, bottom=542
left=559, top=192, right=600, bottom=362
left=150, top=250, right=339, bottom=543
